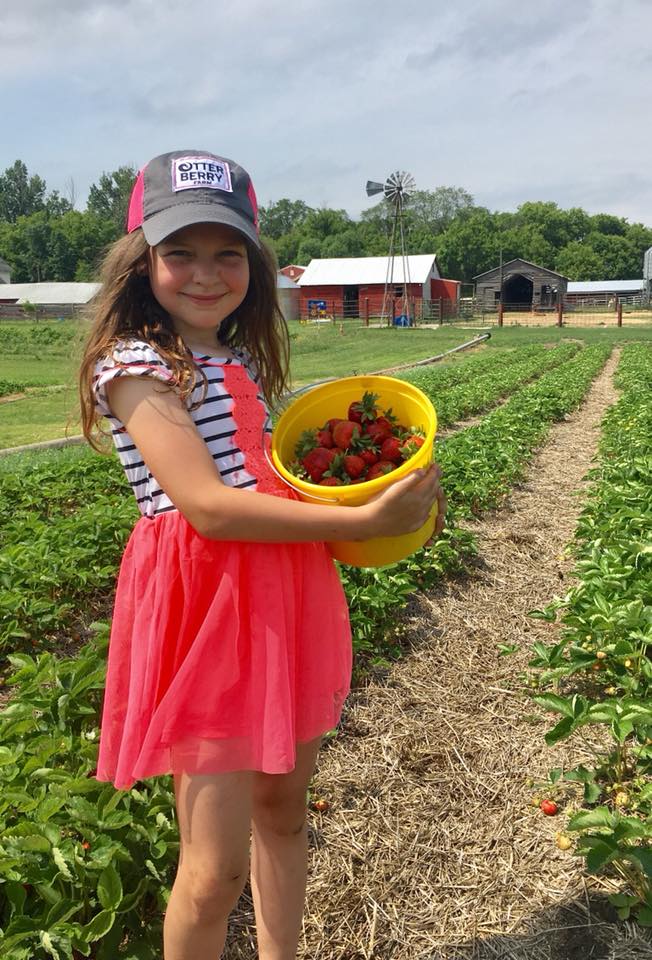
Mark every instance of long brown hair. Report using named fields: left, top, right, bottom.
left=79, top=228, right=290, bottom=451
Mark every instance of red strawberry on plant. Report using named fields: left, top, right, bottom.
left=366, top=460, right=396, bottom=481
left=380, top=436, right=403, bottom=463
left=348, top=391, right=379, bottom=425
left=332, top=420, right=361, bottom=450
left=301, top=447, right=336, bottom=482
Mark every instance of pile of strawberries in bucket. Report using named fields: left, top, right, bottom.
left=287, top=391, right=427, bottom=486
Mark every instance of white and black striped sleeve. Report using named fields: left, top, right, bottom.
left=93, top=340, right=175, bottom=418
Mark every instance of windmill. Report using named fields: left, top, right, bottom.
left=366, top=171, right=416, bottom=324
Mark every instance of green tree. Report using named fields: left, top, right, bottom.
left=590, top=213, right=627, bottom=236
left=86, top=166, right=137, bottom=234
left=321, top=229, right=365, bottom=258
left=258, top=199, right=312, bottom=240
left=300, top=207, right=352, bottom=240
left=408, top=186, right=475, bottom=234
left=555, top=241, right=605, bottom=280
left=295, top=237, right=323, bottom=264
left=436, top=208, right=499, bottom=281
left=0, top=160, right=47, bottom=223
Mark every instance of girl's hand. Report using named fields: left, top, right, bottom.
left=363, top=463, right=446, bottom=540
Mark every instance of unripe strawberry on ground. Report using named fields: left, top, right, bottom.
left=540, top=799, right=559, bottom=816
left=555, top=832, right=572, bottom=850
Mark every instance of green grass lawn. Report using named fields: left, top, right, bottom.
left=2, top=318, right=652, bottom=449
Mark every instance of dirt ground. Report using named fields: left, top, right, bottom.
left=224, top=348, right=652, bottom=959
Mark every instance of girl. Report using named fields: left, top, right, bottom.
left=79, top=149, right=446, bottom=960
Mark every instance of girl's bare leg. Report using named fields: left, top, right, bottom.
left=250, top=737, right=323, bottom=960
left=164, top=769, right=253, bottom=960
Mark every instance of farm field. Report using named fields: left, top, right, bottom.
left=0, top=325, right=651, bottom=959
left=3, top=319, right=652, bottom=450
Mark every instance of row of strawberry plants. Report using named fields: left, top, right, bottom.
left=401, top=340, right=578, bottom=428
left=341, top=344, right=612, bottom=657
left=0, top=346, right=612, bottom=958
left=0, top=381, right=25, bottom=399
left=524, top=343, right=652, bottom=923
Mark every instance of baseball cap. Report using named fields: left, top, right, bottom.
left=126, top=149, right=260, bottom=247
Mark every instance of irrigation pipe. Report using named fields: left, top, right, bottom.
left=0, top=332, right=491, bottom=457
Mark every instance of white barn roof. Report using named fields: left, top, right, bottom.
left=298, top=255, right=439, bottom=286
left=0, top=282, right=101, bottom=304
left=566, top=279, right=645, bottom=294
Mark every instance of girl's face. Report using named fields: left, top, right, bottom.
left=147, top=222, right=250, bottom=348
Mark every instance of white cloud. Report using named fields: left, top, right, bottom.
left=2, top=0, right=652, bottom=225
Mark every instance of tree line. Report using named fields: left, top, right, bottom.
left=1, top=159, right=650, bottom=286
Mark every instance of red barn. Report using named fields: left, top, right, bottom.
left=279, top=264, right=306, bottom=282
left=297, top=255, right=459, bottom=322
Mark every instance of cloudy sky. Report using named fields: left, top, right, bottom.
left=2, top=0, right=651, bottom=226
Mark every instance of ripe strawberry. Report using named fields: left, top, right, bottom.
left=359, top=447, right=379, bottom=466
left=364, top=419, right=392, bottom=445
left=348, top=391, right=379, bottom=425
left=317, top=428, right=334, bottom=448
left=400, top=436, right=425, bottom=460
left=302, top=447, right=336, bottom=483
left=319, top=476, right=343, bottom=486
left=332, top=420, right=361, bottom=450
left=540, top=799, right=559, bottom=816
left=326, top=418, right=343, bottom=432
left=343, top=454, right=366, bottom=480
left=294, top=429, right=319, bottom=459
left=366, top=460, right=396, bottom=481
left=380, top=436, right=403, bottom=463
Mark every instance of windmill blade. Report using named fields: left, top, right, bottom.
left=366, top=180, right=385, bottom=197
left=384, top=170, right=416, bottom=203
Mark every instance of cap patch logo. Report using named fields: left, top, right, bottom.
left=171, top=156, right=233, bottom=193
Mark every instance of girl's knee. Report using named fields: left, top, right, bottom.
left=175, top=862, right=249, bottom=922
left=252, top=786, right=307, bottom=837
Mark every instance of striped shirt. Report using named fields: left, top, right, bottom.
left=93, top=340, right=272, bottom=518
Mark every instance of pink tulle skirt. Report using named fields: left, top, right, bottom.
left=96, top=511, right=352, bottom=790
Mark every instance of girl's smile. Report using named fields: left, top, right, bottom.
left=147, top=222, right=250, bottom=349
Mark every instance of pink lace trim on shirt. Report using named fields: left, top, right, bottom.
left=222, top=365, right=294, bottom=497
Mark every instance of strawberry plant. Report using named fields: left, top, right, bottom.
left=525, top=343, right=652, bottom=922
left=0, top=625, right=177, bottom=959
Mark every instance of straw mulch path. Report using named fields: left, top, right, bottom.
left=228, top=347, right=652, bottom=958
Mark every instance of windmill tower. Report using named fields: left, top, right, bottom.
left=366, top=171, right=416, bottom=324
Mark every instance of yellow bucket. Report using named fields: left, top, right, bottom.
left=270, top=375, right=438, bottom=567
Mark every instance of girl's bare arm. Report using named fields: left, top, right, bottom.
left=106, top=377, right=442, bottom=543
